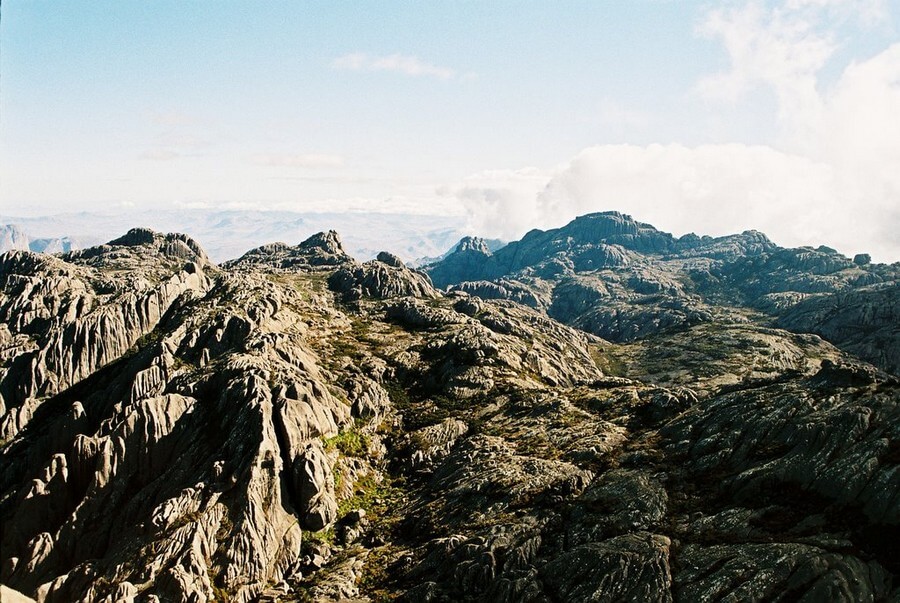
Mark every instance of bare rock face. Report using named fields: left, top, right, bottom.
left=295, top=441, right=338, bottom=530
left=427, top=236, right=496, bottom=289
left=0, top=225, right=31, bottom=252
left=0, top=230, right=213, bottom=440
left=224, top=230, right=352, bottom=271
left=450, top=279, right=543, bottom=309
left=424, top=211, right=900, bottom=376
left=328, top=253, right=438, bottom=301
left=0, top=231, right=351, bottom=602
left=1, top=222, right=898, bottom=602
left=542, top=533, right=674, bottom=602
left=778, top=282, right=900, bottom=374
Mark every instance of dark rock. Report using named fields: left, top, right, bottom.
left=542, top=533, right=673, bottom=602
left=376, top=251, right=405, bottom=268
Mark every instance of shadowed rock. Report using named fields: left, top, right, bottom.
left=1, top=218, right=897, bottom=602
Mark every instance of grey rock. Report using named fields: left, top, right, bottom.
left=224, top=230, right=352, bottom=271
left=450, top=280, right=543, bottom=308
left=0, top=217, right=897, bottom=603
left=296, top=441, right=338, bottom=531
left=376, top=251, right=405, bottom=268
left=677, top=543, right=892, bottom=602
left=778, top=283, right=900, bottom=374
left=328, top=258, right=438, bottom=301
left=424, top=211, right=899, bottom=375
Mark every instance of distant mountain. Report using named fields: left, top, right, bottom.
left=425, top=211, right=900, bottom=374
left=0, top=210, right=467, bottom=263
left=0, top=224, right=87, bottom=254
left=0, top=225, right=30, bottom=251
left=410, top=235, right=506, bottom=267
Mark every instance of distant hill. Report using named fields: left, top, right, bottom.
left=0, top=210, right=467, bottom=263
left=0, top=224, right=87, bottom=254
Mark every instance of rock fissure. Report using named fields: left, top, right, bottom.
left=0, top=223, right=897, bottom=602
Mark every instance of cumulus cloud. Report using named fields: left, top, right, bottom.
left=251, top=153, right=345, bottom=168
left=695, top=0, right=891, bottom=146
left=332, top=52, right=458, bottom=80
left=455, top=145, right=835, bottom=243
left=445, top=167, right=555, bottom=238
left=453, top=0, right=900, bottom=262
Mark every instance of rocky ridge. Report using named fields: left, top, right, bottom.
left=426, top=211, right=900, bottom=375
left=0, top=220, right=897, bottom=602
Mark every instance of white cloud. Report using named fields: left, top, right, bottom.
left=695, top=0, right=893, bottom=147
left=455, top=145, right=839, bottom=246
left=452, top=0, right=900, bottom=262
left=331, top=52, right=369, bottom=71
left=251, top=153, right=345, bottom=168
left=157, top=134, right=210, bottom=149
left=331, top=53, right=457, bottom=80
left=785, top=0, right=889, bottom=26
left=141, top=110, right=213, bottom=161
left=454, top=140, right=899, bottom=261
left=446, top=167, right=554, bottom=238
left=695, top=0, right=833, bottom=141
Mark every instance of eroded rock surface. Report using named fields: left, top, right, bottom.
left=426, top=211, right=900, bottom=376
left=1, top=221, right=897, bottom=602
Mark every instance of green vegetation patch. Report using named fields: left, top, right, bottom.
left=591, top=346, right=628, bottom=377
left=337, top=472, right=406, bottom=523
left=325, top=428, right=371, bottom=458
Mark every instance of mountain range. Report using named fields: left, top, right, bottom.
left=0, top=211, right=897, bottom=602
left=0, top=210, right=468, bottom=264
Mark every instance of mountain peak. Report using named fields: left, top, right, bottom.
left=107, top=227, right=159, bottom=247
left=226, top=230, right=352, bottom=271
left=299, top=229, right=345, bottom=255
left=62, top=227, right=210, bottom=268
left=1, top=211, right=897, bottom=603
left=455, top=236, right=493, bottom=255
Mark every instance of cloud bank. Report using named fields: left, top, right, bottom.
left=453, top=0, right=900, bottom=262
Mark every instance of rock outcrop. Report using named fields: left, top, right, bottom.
left=328, top=253, right=438, bottom=301
left=1, top=219, right=897, bottom=602
left=224, top=230, right=352, bottom=271
left=425, top=211, right=900, bottom=376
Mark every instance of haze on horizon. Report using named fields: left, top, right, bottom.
left=1, top=0, right=899, bottom=262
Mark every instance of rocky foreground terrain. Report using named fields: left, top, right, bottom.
left=0, top=214, right=898, bottom=602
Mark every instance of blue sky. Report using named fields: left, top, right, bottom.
left=1, top=0, right=899, bottom=259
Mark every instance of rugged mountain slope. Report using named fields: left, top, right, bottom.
left=425, top=211, right=900, bottom=375
left=1, top=225, right=898, bottom=602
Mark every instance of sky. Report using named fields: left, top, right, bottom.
left=1, top=0, right=899, bottom=261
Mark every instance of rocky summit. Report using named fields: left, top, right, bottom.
left=0, top=217, right=898, bottom=603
